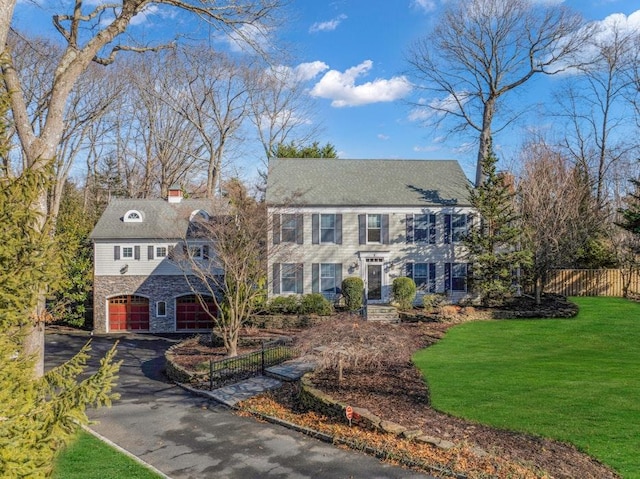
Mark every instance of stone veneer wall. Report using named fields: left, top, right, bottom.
left=93, top=275, right=209, bottom=333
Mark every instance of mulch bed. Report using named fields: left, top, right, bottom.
left=170, top=297, right=619, bottom=478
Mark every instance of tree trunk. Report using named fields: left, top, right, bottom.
left=475, top=98, right=495, bottom=187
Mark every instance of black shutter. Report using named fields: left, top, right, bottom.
left=273, top=214, right=281, bottom=245
left=445, top=263, right=451, bottom=292
left=466, top=262, right=473, bottom=293
left=168, top=245, right=175, bottom=260
left=406, top=214, right=414, bottom=243
left=148, top=245, right=154, bottom=260
left=381, top=214, right=390, bottom=244
left=312, top=214, right=319, bottom=244
left=134, top=245, right=140, bottom=260
left=272, top=263, right=281, bottom=294
left=444, top=214, right=452, bottom=244
left=406, top=262, right=413, bottom=279
left=114, top=245, right=120, bottom=260
left=296, top=214, right=304, bottom=244
left=335, top=214, right=342, bottom=244
left=203, top=244, right=210, bottom=260
left=335, top=264, right=342, bottom=293
left=429, top=263, right=436, bottom=293
left=312, top=263, right=319, bottom=293
left=358, top=214, right=366, bottom=244
left=296, top=263, right=304, bottom=294
left=429, top=214, right=436, bottom=244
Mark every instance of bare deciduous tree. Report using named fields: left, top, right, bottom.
left=517, top=139, right=598, bottom=303
left=179, top=180, right=269, bottom=357
left=407, top=0, right=591, bottom=186
left=0, top=0, right=284, bottom=375
left=156, top=47, right=251, bottom=198
left=554, top=18, right=640, bottom=212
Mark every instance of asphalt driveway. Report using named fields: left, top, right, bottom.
left=45, top=331, right=432, bottom=479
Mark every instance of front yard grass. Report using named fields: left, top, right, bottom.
left=53, top=430, right=162, bottom=479
left=413, top=297, right=640, bottom=478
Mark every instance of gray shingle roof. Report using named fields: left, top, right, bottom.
left=90, top=198, right=217, bottom=240
left=266, top=158, right=472, bottom=207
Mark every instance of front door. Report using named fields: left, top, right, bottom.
left=367, top=264, right=382, bottom=301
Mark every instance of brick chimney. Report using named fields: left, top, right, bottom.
left=167, top=185, right=183, bottom=203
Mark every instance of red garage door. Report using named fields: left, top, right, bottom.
left=109, top=295, right=150, bottom=331
left=176, top=295, right=216, bottom=331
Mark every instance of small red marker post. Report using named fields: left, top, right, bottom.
left=345, top=406, right=353, bottom=427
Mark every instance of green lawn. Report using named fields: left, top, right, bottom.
left=413, top=297, right=640, bottom=478
left=53, top=430, right=162, bottom=479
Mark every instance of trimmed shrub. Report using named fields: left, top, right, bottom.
left=341, top=277, right=364, bottom=311
left=267, top=295, right=300, bottom=314
left=299, top=293, right=333, bottom=316
left=392, top=277, right=417, bottom=310
left=422, top=293, right=447, bottom=313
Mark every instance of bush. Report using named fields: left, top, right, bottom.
left=299, top=293, right=333, bottom=316
left=392, top=277, right=417, bottom=310
left=422, top=293, right=447, bottom=313
left=341, top=277, right=364, bottom=311
left=266, top=295, right=300, bottom=314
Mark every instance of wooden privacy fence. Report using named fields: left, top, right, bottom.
left=541, top=269, right=640, bottom=297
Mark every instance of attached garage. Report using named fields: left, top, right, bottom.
left=176, top=295, right=216, bottom=331
left=108, top=295, right=150, bottom=331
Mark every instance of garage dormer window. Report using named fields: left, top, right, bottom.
left=124, top=210, right=143, bottom=222
left=189, top=209, right=210, bottom=222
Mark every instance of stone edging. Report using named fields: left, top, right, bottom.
left=164, top=342, right=208, bottom=385
left=299, top=373, right=463, bottom=451
left=240, top=394, right=466, bottom=479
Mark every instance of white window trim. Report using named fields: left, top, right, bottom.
left=281, top=263, right=300, bottom=294
left=122, top=246, right=134, bottom=258
left=124, top=209, right=143, bottom=222
left=156, top=301, right=167, bottom=317
left=156, top=246, right=167, bottom=258
left=367, top=214, right=382, bottom=244
left=319, top=214, right=336, bottom=244
left=281, top=214, right=298, bottom=244
left=320, top=263, right=337, bottom=295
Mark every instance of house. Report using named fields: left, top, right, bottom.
left=265, top=158, right=474, bottom=305
left=90, top=187, right=220, bottom=333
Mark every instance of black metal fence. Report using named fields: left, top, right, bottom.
left=205, top=339, right=298, bottom=390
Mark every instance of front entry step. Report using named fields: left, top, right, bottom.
left=365, top=304, right=399, bottom=322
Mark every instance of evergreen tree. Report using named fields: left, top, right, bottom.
left=618, top=178, right=640, bottom=235
left=465, top=143, right=532, bottom=306
left=49, top=181, right=96, bottom=328
left=272, top=140, right=337, bottom=158
left=0, top=84, right=120, bottom=478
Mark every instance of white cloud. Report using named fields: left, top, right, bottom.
left=309, top=14, right=347, bottom=33
left=411, top=0, right=437, bottom=12
left=293, top=61, right=330, bottom=81
left=377, top=134, right=390, bottom=141
left=222, top=23, right=271, bottom=53
left=413, top=145, right=441, bottom=152
left=310, top=60, right=412, bottom=107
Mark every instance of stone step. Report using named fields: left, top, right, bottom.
left=365, top=305, right=399, bottom=322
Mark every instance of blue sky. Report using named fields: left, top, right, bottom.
left=12, top=0, right=640, bottom=181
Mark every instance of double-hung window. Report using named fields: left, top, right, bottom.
left=281, top=263, right=301, bottom=294
left=407, top=263, right=436, bottom=293
left=156, top=246, right=167, bottom=258
left=452, top=214, right=467, bottom=243
left=407, top=214, right=436, bottom=243
left=321, top=264, right=337, bottom=295
left=444, top=214, right=469, bottom=244
left=445, top=263, right=469, bottom=292
left=367, top=214, right=381, bottom=243
left=320, top=214, right=336, bottom=243
left=281, top=214, right=298, bottom=243
left=122, top=247, right=133, bottom=259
